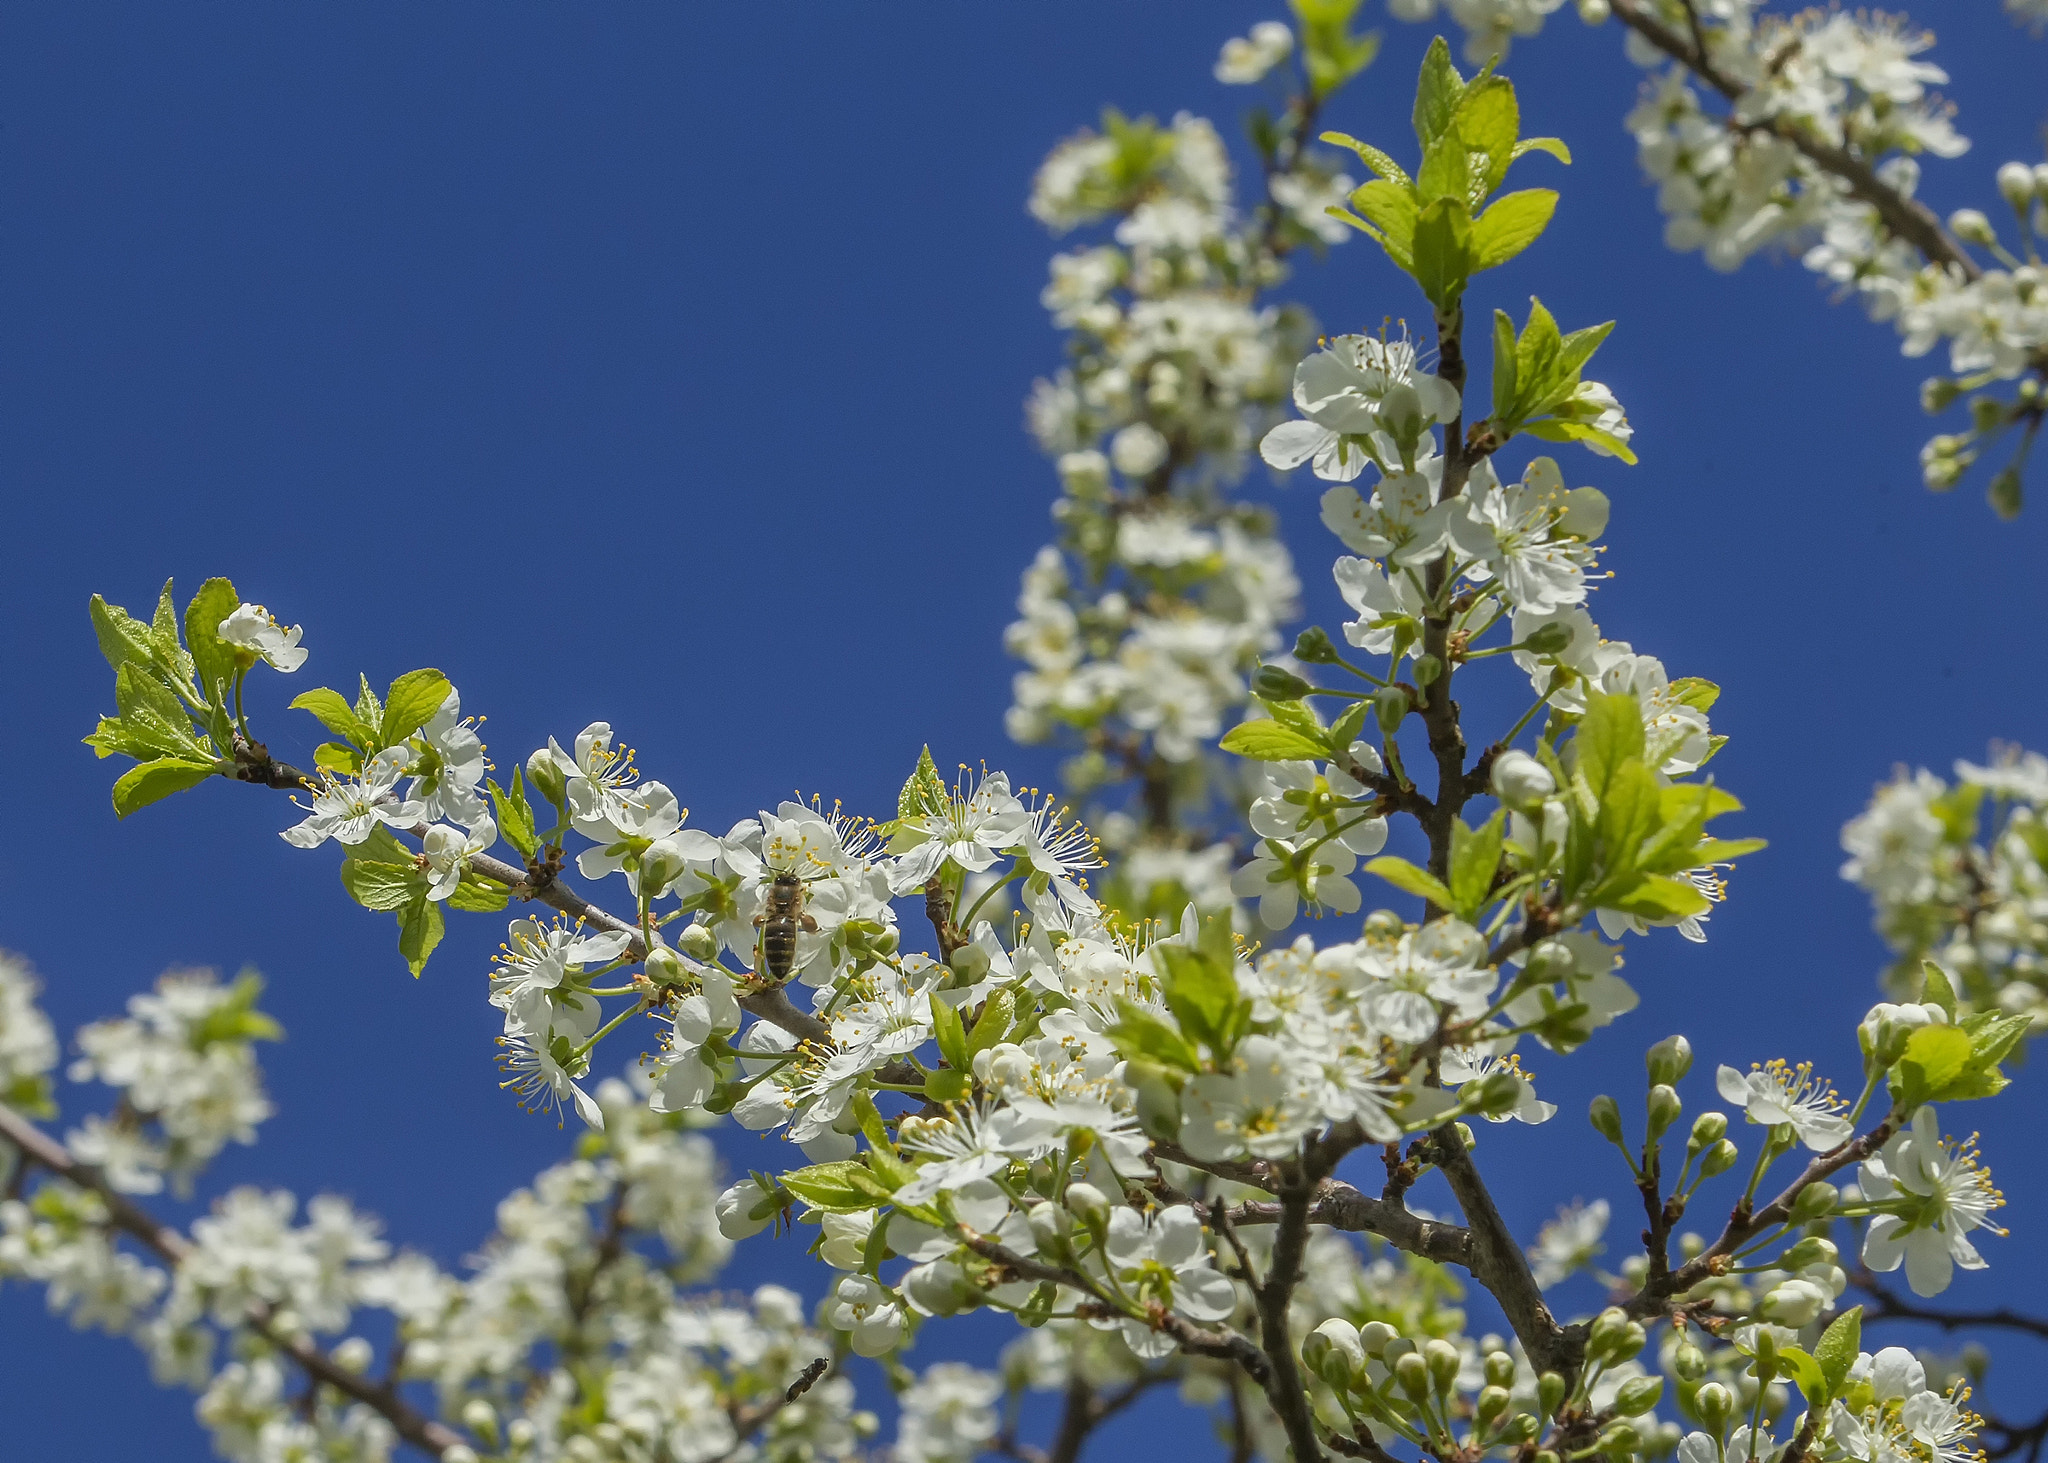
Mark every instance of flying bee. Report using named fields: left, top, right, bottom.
left=754, top=870, right=819, bottom=983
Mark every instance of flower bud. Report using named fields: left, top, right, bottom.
left=1305, top=1318, right=1365, bottom=1386
left=1781, top=1235, right=1839, bottom=1270
left=903, top=1258, right=978, bottom=1317
left=332, top=1336, right=373, bottom=1373
left=1589, top=1094, right=1624, bottom=1146
left=1646, top=1034, right=1693, bottom=1085
left=1525, top=938, right=1576, bottom=984
left=1787, top=1181, right=1840, bottom=1224
left=1470, top=1069, right=1528, bottom=1118
left=1751, top=1325, right=1780, bottom=1381
left=1590, top=1307, right=1630, bottom=1351
left=1948, top=208, right=1997, bottom=246
left=1612, top=1381, right=1664, bottom=1422
left=1922, top=376, right=1963, bottom=414
left=638, top=837, right=690, bottom=896
left=1492, top=749, right=1557, bottom=808
left=1374, top=685, right=1410, bottom=733
left=1759, top=1277, right=1829, bottom=1327
left=1694, top=1382, right=1733, bottom=1430
left=1988, top=466, right=2023, bottom=521
left=644, top=945, right=689, bottom=988
left=525, top=749, right=567, bottom=808
left=1999, top=160, right=2037, bottom=208
left=677, top=921, right=720, bottom=963
left=1413, top=653, right=1444, bottom=688
left=1360, top=1321, right=1398, bottom=1358
left=1672, top=1339, right=1706, bottom=1381
left=1647, top=1084, right=1683, bottom=1141
left=1577, top=0, right=1611, bottom=22
left=1597, top=1423, right=1642, bottom=1458
left=461, top=1399, right=500, bottom=1443
left=1063, top=1183, right=1111, bottom=1231
left=1860, top=1000, right=1942, bottom=1068
left=1393, top=1349, right=1432, bottom=1402
left=1499, top=1415, right=1542, bottom=1445
left=1477, top=1384, right=1512, bottom=1428
left=1520, top=620, right=1576, bottom=655
left=1363, top=910, right=1404, bottom=941
left=1687, top=1110, right=1727, bottom=1154
left=1425, top=1337, right=1461, bottom=1391
left=1484, top=1350, right=1515, bottom=1387
left=948, top=941, right=991, bottom=984
left=1538, top=1372, right=1567, bottom=1418
left=1698, top=1138, right=1739, bottom=1178
left=1027, top=1201, right=1075, bottom=1260
left=1253, top=664, right=1313, bottom=701
left=1294, top=626, right=1340, bottom=663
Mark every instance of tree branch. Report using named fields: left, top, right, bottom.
left=1852, top=1271, right=2048, bottom=1341
left=1253, top=1172, right=1327, bottom=1463
left=0, top=1101, right=468, bottom=1459
left=1607, top=0, right=1981, bottom=282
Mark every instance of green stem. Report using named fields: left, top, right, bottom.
left=570, top=1002, right=644, bottom=1063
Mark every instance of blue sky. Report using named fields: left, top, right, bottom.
left=2, top=4, right=2045, bottom=1456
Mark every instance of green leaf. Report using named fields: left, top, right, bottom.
left=112, top=757, right=217, bottom=818
left=967, top=990, right=1016, bottom=1056
left=146, top=580, right=194, bottom=684
left=1347, top=178, right=1418, bottom=270
left=1522, top=417, right=1639, bottom=465
left=1109, top=998, right=1201, bottom=1073
left=1329, top=698, right=1371, bottom=753
left=1411, top=36, right=1465, bottom=147
left=314, top=741, right=362, bottom=776
left=381, top=669, right=452, bottom=747
left=1919, top=961, right=1959, bottom=1019
left=1575, top=693, right=1645, bottom=803
left=1363, top=855, right=1456, bottom=910
left=1665, top=676, right=1719, bottom=712
left=929, top=992, right=970, bottom=1072
left=184, top=577, right=242, bottom=711
left=1512, top=136, right=1571, bottom=166
left=1491, top=309, right=1519, bottom=427
left=342, top=859, right=429, bottom=912
left=1814, top=1305, right=1862, bottom=1401
left=1411, top=196, right=1473, bottom=311
left=1416, top=133, right=1471, bottom=206
left=781, top=1159, right=892, bottom=1212
left=1157, top=923, right=1247, bottom=1060
left=1776, top=1346, right=1827, bottom=1406
left=1220, top=719, right=1330, bottom=762
left=898, top=745, right=947, bottom=822
left=398, top=895, right=444, bottom=978
left=1469, top=189, right=1557, bottom=271
left=924, top=1068, right=971, bottom=1104
left=1604, top=874, right=1711, bottom=921
left=1320, top=130, right=1409, bottom=186
left=1597, top=760, right=1662, bottom=875
left=186, top=971, right=284, bottom=1048
left=89, top=593, right=160, bottom=675
left=1556, top=319, right=1616, bottom=380
left=1448, top=811, right=1506, bottom=922
left=1452, top=74, right=1518, bottom=197
left=490, top=770, right=540, bottom=860
left=292, top=687, right=374, bottom=746
left=1513, top=297, right=1563, bottom=414
left=1890, top=1024, right=1974, bottom=1108
left=113, top=662, right=207, bottom=759
left=353, top=675, right=385, bottom=743
left=447, top=876, right=510, bottom=913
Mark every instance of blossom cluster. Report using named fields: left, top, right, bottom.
left=1007, top=26, right=1371, bottom=922
left=1841, top=744, right=2048, bottom=1022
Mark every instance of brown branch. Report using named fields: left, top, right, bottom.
left=0, top=1101, right=467, bottom=1459
left=1041, top=1369, right=1172, bottom=1463
left=1607, top=0, right=1981, bottom=281
left=1253, top=1171, right=1328, bottom=1463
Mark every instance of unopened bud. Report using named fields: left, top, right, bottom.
left=1363, top=909, right=1404, bottom=941
left=644, top=945, right=688, bottom=987
left=1694, top=1382, right=1734, bottom=1430
left=1687, top=1110, right=1727, bottom=1154
left=677, top=922, right=718, bottom=962
left=1787, top=1181, right=1840, bottom=1224
left=1027, top=1201, right=1074, bottom=1259
left=1577, top=0, right=1611, bottom=22
left=1425, top=1337, right=1460, bottom=1391
left=1751, top=1325, right=1780, bottom=1381
left=1476, top=1384, right=1512, bottom=1427
left=1413, top=653, right=1444, bottom=688
left=1699, top=1138, right=1740, bottom=1178
left=1782, top=1235, right=1839, bottom=1269
left=1253, top=664, right=1313, bottom=701
left=1646, top=1034, right=1693, bottom=1085
left=1394, top=1350, right=1432, bottom=1402
left=948, top=942, right=991, bottom=983
left=1673, top=1339, right=1706, bottom=1381
left=1484, top=1350, right=1515, bottom=1387
left=1922, top=377, right=1964, bottom=414
left=1491, top=748, right=1556, bottom=808
left=638, top=837, right=689, bottom=895
left=1759, top=1277, right=1830, bottom=1327
left=1597, top=1423, right=1642, bottom=1458
left=524, top=749, right=567, bottom=808
left=1526, top=938, right=1576, bottom=984
left=1971, top=395, right=2008, bottom=433
left=1948, top=207, right=1997, bottom=246
left=1647, top=1084, right=1682, bottom=1141
left=461, top=1399, right=500, bottom=1443
left=331, top=1336, right=373, bottom=1373
left=1999, top=160, right=2037, bottom=209
left=1063, top=1182, right=1111, bottom=1231
left=1305, top=1318, right=1365, bottom=1386
left=1359, top=1321, right=1398, bottom=1357
left=1374, top=685, right=1409, bottom=733
left=1520, top=620, right=1575, bottom=655
left=1589, top=1094, right=1625, bottom=1146
left=1538, top=1372, right=1567, bottom=1418
left=1988, top=466, right=2023, bottom=521
left=1294, top=626, right=1340, bottom=664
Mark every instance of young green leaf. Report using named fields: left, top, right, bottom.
left=1220, top=720, right=1330, bottom=762
left=1411, top=36, right=1465, bottom=148
left=184, top=577, right=242, bottom=711
left=398, top=894, right=445, bottom=978
left=111, top=757, right=217, bottom=818
left=929, top=991, right=971, bottom=1072
left=381, top=669, right=453, bottom=747
left=490, top=770, right=540, bottom=860
left=1470, top=189, right=1557, bottom=271
left=1363, top=855, right=1456, bottom=910
left=1448, top=811, right=1507, bottom=921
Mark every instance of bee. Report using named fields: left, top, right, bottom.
left=754, top=870, right=818, bottom=983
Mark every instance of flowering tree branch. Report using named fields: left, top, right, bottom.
left=0, top=1099, right=470, bottom=1460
